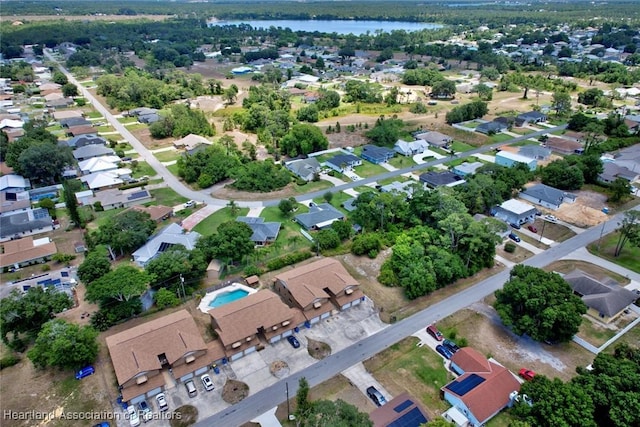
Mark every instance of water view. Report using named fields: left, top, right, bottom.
left=207, top=19, right=443, bottom=35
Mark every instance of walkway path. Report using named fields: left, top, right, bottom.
left=180, top=204, right=222, bottom=231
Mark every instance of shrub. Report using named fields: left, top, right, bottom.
left=93, top=201, right=104, bottom=211
left=41, top=264, right=51, bottom=272
left=243, top=265, right=263, bottom=277
left=0, top=355, right=20, bottom=370
left=504, top=242, right=516, bottom=253
left=266, top=251, right=313, bottom=271
left=296, top=179, right=307, bottom=186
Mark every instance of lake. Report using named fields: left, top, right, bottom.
left=207, top=19, right=443, bottom=35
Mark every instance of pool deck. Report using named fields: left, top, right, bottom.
left=198, top=283, right=257, bottom=314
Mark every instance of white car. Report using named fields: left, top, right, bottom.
left=127, top=405, right=140, bottom=427
left=201, top=374, right=214, bottom=391
left=543, top=214, right=558, bottom=223
left=184, top=200, right=196, bottom=208
left=155, top=393, right=168, bottom=412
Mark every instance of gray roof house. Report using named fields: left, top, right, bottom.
left=236, top=217, right=281, bottom=246
left=394, top=139, right=429, bottom=156
left=294, top=203, right=345, bottom=230
left=476, top=121, right=508, bottom=135
left=491, top=199, right=537, bottom=226
left=515, top=111, right=547, bottom=126
left=89, top=188, right=153, bottom=211
left=453, top=161, right=484, bottom=177
left=132, top=223, right=201, bottom=267
left=64, top=134, right=107, bottom=149
left=0, top=174, right=31, bottom=192
left=598, top=162, right=639, bottom=184
left=380, top=180, right=423, bottom=198
left=518, top=145, right=551, bottom=160
left=325, top=153, right=362, bottom=173
left=0, top=208, right=54, bottom=241
left=60, top=117, right=91, bottom=128
left=361, top=145, right=395, bottom=164
left=416, top=131, right=453, bottom=148
left=285, top=158, right=321, bottom=182
left=564, top=269, right=638, bottom=323
left=73, top=144, right=116, bottom=161
left=419, top=171, right=464, bottom=188
left=520, top=183, right=576, bottom=210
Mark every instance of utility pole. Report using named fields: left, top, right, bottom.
left=539, top=218, right=546, bottom=242
left=286, top=382, right=291, bottom=421
left=180, top=274, right=186, bottom=300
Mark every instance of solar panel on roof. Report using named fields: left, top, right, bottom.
left=128, top=191, right=149, bottom=201
left=61, top=271, right=69, bottom=277
left=32, top=208, right=50, bottom=219
left=394, top=399, right=413, bottom=413
left=157, top=242, right=175, bottom=253
left=387, top=407, right=428, bottom=427
left=445, top=373, right=485, bottom=396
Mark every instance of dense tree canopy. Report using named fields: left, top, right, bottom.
left=145, top=246, right=207, bottom=294
left=540, top=159, right=585, bottom=190
left=77, top=245, right=112, bottom=284
left=86, top=265, right=150, bottom=304
left=177, top=142, right=241, bottom=188
left=149, top=104, right=215, bottom=139
left=28, top=320, right=98, bottom=370
left=91, top=210, right=156, bottom=255
left=230, top=159, right=291, bottom=192
left=365, top=117, right=405, bottom=146
left=196, top=221, right=255, bottom=265
left=279, top=123, right=329, bottom=157
left=494, top=265, right=587, bottom=343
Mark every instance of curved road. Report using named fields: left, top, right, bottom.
left=46, top=49, right=565, bottom=208
left=197, top=207, right=637, bottom=427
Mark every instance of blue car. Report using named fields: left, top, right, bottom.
left=75, top=366, right=95, bottom=380
left=287, top=335, right=301, bottom=349
left=443, top=339, right=460, bottom=354
left=436, top=345, right=453, bottom=360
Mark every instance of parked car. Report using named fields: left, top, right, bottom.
left=519, top=368, right=536, bottom=381
left=138, top=400, right=152, bottom=422
left=543, top=214, right=558, bottom=223
left=184, top=379, right=197, bottom=397
left=510, top=222, right=521, bottom=229
left=426, top=325, right=444, bottom=341
left=92, top=423, right=110, bottom=427
left=508, top=232, right=521, bottom=242
left=366, top=386, right=387, bottom=407
left=201, top=374, right=214, bottom=391
left=443, top=339, right=460, bottom=354
left=155, top=393, right=168, bottom=412
left=184, top=200, right=196, bottom=208
left=75, top=366, right=95, bottom=380
left=126, top=405, right=140, bottom=427
left=527, top=225, right=538, bottom=233
left=436, top=344, right=454, bottom=360
left=287, top=335, right=301, bottom=349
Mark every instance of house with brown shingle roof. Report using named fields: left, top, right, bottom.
left=106, top=310, right=225, bottom=403
left=208, top=289, right=304, bottom=361
left=442, top=347, right=521, bottom=427
left=128, top=205, right=174, bottom=223
left=545, top=136, right=583, bottom=155
left=0, top=236, right=57, bottom=269
left=274, top=258, right=364, bottom=321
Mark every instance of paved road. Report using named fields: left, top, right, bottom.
left=45, top=49, right=565, bottom=209
left=195, top=207, right=638, bottom=427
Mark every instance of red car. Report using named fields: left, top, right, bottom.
left=527, top=225, right=538, bottom=233
left=519, top=368, right=536, bottom=381
left=426, top=325, right=444, bottom=341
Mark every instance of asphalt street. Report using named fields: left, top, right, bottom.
left=195, top=207, right=638, bottom=427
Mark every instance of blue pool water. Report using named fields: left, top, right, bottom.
left=208, top=289, right=249, bottom=308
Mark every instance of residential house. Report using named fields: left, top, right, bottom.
left=495, top=151, right=537, bottom=171
left=106, top=310, right=226, bottom=403
left=515, top=111, right=547, bottom=126
left=66, top=124, right=96, bottom=137
left=415, top=131, right=453, bottom=149
left=611, top=144, right=640, bottom=172
left=0, top=174, right=30, bottom=193
left=173, top=134, right=212, bottom=151
left=78, top=156, right=121, bottom=174
left=325, top=153, right=362, bottom=173
left=45, top=97, right=74, bottom=109
left=598, top=162, right=638, bottom=184
left=0, top=236, right=57, bottom=270
left=64, top=134, right=107, bottom=149
left=453, top=161, right=484, bottom=177
left=208, top=289, right=303, bottom=361
left=380, top=180, right=422, bottom=198
left=419, top=171, right=464, bottom=188
left=0, top=189, right=31, bottom=214
left=12, top=267, right=76, bottom=292
left=128, top=205, right=174, bottom=223
left=520, top=183, right=576, bottom=210
left=564, top=269, right=638, bottom=323
left=294, top=203, right=345, bottom=230
left=361, top=145, right=395, bottom=164
left=285, top=158, right=321, bottom=182
left=394, top=139, right=429, bottom=156
left=80, top=171, right=125, bottom=191
left=236, top=217, right=281, bottom=246
left=442, top=347, right=521, bottom=427
left=73, top=145, right=116, bottom=162
left=132, top=223, right=201, bottom=266
left=89, top=188, right=152, bottom=211
left=60, top=117, right=91, bottom=128
left=491, top=199, right=537, bottom=226
left=517, top=145, right=551, bottom=161
left=52, top=110, right=83, bottom=120
left=370, top=393, right=429, bottom=427
left=476, top=121, right=508, bottom=134
left=545, top=136, right=583, bottom=155
left=274, top=258, right=363, bottom=326
left=0, top=208, right=54, bottom=241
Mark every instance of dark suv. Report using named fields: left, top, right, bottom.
left=366, top=386, right=387, bottom=407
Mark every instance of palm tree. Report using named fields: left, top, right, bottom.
left=227, top=200, right=239, bottom=215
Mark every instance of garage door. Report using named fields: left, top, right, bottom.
left=341, top=302, right=352, bottom=310
left=320, top=312, right=331, bottom=319
left=179, top=372, right=194, bottom=382
left=146, top=387, right=162, bottom=398
left=230, top=352, right=244, bottom=361
left=282, top=329, right=293, bottom=338
left=352, top=298, right=361, bottom=306
left=129, top=394, right=146, bottom=405
left=310, top=316, right=320, bottom=324
left=270, top=335, right=282, bottom=343
left=244, top=346, right=257, bottom=355
left=195, top=366, right=208, bottom=376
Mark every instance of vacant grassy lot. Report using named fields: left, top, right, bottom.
left=293, top=179, right=333, bottom=194
left=148, top=187, right=188, bottom=207
left=450, top=140, right=474, bottom=152
left=587, top=232, right=640, bottom=274
left=355, top=161, right=387, bottom=178
left=576, top=318, right=617, bottom=347
left=490, top=133, right=514, bottom=143
left=131, top=161, right=157, bottom=179
left=530, top=219, right=576, bottom=242
left=154, top=150, right=181, bottom=162
left=312, top=191, right=353, bottom=215
left=496, top=240, right=534, bottom=263
left=545, top=260, right=630, bottom=285
left=117, top=116, right=138, bottom=124
left=387, top=155, right=416, bottom=169
left=259, top=205, right=311, bottom=252
left=192, top=206, right=250, bottom=235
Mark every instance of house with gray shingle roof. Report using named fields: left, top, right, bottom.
left=236, top=217, right=281, bottom=246
left=520, top=183, right=576, bottom=210
left=564, top=269, right=638, bottom=323
left=361, top=145, right=395, bottom=164
left=394, top=139, right=429, bottom=156
left=285, top=158, right=321, bottom=182
left=294, top=203, right=344, bottom=230
left=132, top=223, right=201, bottom=266
left=415, top=131, right=453, bottom=148
left=325, top=153, right=362, bottom=173
left=73, top=144, right=116, bottom=161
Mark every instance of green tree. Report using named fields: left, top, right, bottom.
left=223, top=84, right=239, bottom=104
left=86, top=265, right=150, bottom=304
left=552, top=91, right=572, bottom=117
left=609, top=178, right=631, bottom=203
left=231, top=160, right=291, bottom=192
left=614, top=210, right=640, bottom=257
left=63, top=180, right=82, bottom=228
left=0, top=287, right=73, bottom=350
left=280, top=123, right=329, bottom=157
left=331, top=220, right=352, bottom=241
left=77, top=246, right=112, bottom=284
left=315, top=229, right=340, bottom=250
left=299, top=399, right=372, bottom=427
left=196, top=221, right=254, bottom=265
left=92, top=210, right=156, bottom=256
left=145, top=246, right=206, bottom=292
left=297, top=104, right=319, bottom=122
left=278, top=198, right=296, bottom=217
left=154, top=288, right=180, bottom=309
left=365, top=117, right=405, bottom=146
left=540, top=159, right=584, bottom=190
left=27, top=319, right=98, bottom=370
left=494, top=265, right=587, bottom=343
left=475, top=83, right=493, bottom=101
left=426, top=418, right=455, bottom=426
left=52, top=71, right=68, bottom=85
left=296, top=377, right=312, bottom=418
left=61, top=82, right=79, bottom=97
left=430, top=80, right=456, bottom=98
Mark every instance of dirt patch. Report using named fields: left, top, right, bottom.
left=56, top=283, right=100, bottom=326
left=170, top=405, right=199, bottom=427
left=222, top=379, right=250, bottom=404
left=307, top=338, right=332, bottom=360
left=270, top=360, right=290, bottom=379
left=554, top=190, right=609, bottom=227
left=210, top=181, right=301, bottom=202
left=545, top=260, right=631, bottom=285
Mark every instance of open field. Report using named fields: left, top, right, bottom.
left=192, top=206, right=250, bottom=236
left=545, top=260, right=631, bottom=285
left=587, top=232, right=640, bottom=274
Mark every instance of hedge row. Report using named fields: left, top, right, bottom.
left=266, top=250, right=313, bottom=271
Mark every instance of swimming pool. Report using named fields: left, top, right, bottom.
left=208, top=289, right=249, bottom=308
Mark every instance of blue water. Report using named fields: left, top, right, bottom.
left=207, top=19, right=443, bottom=35
left=208, top=289, right=249, bottom=308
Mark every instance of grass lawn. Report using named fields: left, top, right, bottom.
left=354, top=185, right=376, bottom=194
left=46, top=124, right=63, bottom=132
left=355, top=162, right=387, bottom=178
left=450, top=140, right=475, bottom=152
left=531, top=219, right=576, bottom=242
left=192, top=207, right=250, bottom=236
left=93, top=207, right=125, bottom=228
left=489, top=133, right=514, bottom=143
left=377, top=175, right=410, bottom=186
left=95, top=125, right=115, bottom=132
left=429, top=147, right=448, bottom=156
left=364, top=337, right=453, bottom=412
left=512, top=139, right=541, bottom=147
left=132, top=162, right=157, bottom=178
left=117, top=117, right=138, bottom=124
left=85, top=111, right=103, bottom=119
left=545, top=260, right=630, bottom=285
left=154, top=150, right=181, bottom=162
left=485, top=411, right=520, bottom=427
left=550, top=129, right=565, bottom=135
left=445, top=156, right=477, bottom=168
left=388, top=155, right=416, bottom=169
left=124, top=123, right=148, bottom=131
left=459, top=120, right=481, bottom=129
left=311, top=153, right=335, bottom=164
left=166, top=163, right=180, bottom=176
left=510, top=127, right=534, bottom=135
left=293, top=180, right=333, bottom=194
left=576, top=318, right=617, bottom=348
left=148, top=187, right=188, bottom=207
left=259, top=206, right=310, bottom=253
left=519, top=232, right=549, bottom=250
left=497, top=240, right=534, bottom=264
left=117, top=142, right=133, bottom=151
left=587, top=232, right=640, bottom=274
